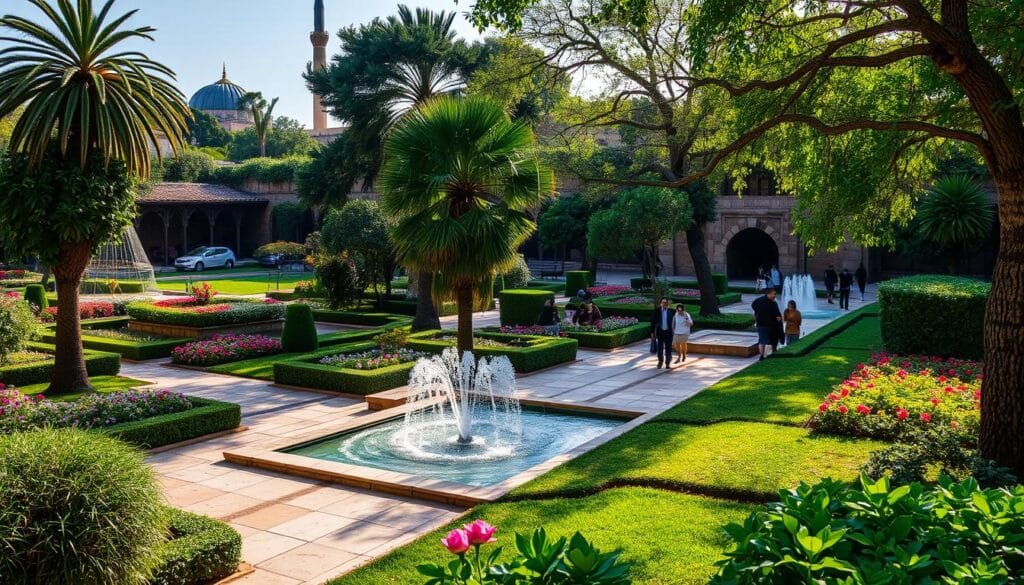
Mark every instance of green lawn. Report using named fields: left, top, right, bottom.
left=328, top=488, right=755, bottom=585
left=19, top=375, right=152, bottom=400
left=820, top=316, right=883, bottom=352
left=157, top=273, right=309, bottom=294
left=154, top=266, right=270, bottom=279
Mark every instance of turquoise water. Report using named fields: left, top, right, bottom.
left=284, top=409, right=623, bottom=488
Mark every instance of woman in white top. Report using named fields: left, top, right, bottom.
left=672, top=304, right=694, bottom=363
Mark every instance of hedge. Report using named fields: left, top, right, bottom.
left=668, top=274, right=730, bottom=295
left=407, top=330, right=578, bottom=373
left=690, top=313, right=756, bottom=331
left=282, top=304, right=318, bottom=353
left=80, top=279, right=147, bottom=294
left=310, top=309, right=411, bottom=329
left=583, top=294, right=746, bottom=322
left=526, top=280, right=565, bottom=293
left=565, top=270, right=592, bottom=297
left=150, top=508, right=241, bottom=585
left=24, top=284, right=47, bottom=310
left=125, top=299, right=285, bottom=327
left=629, top=277, right=652, bottom=291
left=563, top=322, right=650, bottom=349
left=37, top=330, right=188, bottom=361
left=773, top=303, right=879, bottom=358
left=380, top=298, right=461, bottom=316
left=101, top=397, right=241, bottom=449
left=499, top=289, right=554, bottom=327
left=273, top=341, right=412, bottom=394
left=0, top=343, right=120, bottom=386
left=878, top=275, right=988, bottom=359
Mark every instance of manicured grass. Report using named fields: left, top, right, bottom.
left=820, top=316, right=883, bottom=351
left=157, top=273, right=308, bottom=294
left=18, top=375, right=151, bottom=400
left=511, top=421, right=882, bottom=500
left=154, top=266, right=267, bottom=279
left=329, top=488, right=755, bottom=585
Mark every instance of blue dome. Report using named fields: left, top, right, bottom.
left=189, top=68, right=247, bottom=111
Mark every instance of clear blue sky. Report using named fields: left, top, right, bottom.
left=1, top=1, right=485, bottom=127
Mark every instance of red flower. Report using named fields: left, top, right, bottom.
left=838, top=405, right=849, bottom=414
left=839, top=388, right=850, bottom=398
left=950, top=421, right=960, bottom=429
left=920, top=412, right=932, bottom=423
left=896, top=408, right=908, bottom=421
left=856, top=404, right=871, bottom=415
left=819, top=403, right=829, bottom=412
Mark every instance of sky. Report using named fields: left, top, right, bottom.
left=0, top=0, right=486, bottom=127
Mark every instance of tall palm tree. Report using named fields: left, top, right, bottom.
left=237, top=91, right=278, bottom=158
left=379, top=95, right=555, bottom=353
left=917, top=175, right=995, bottom=273
left=0, top=0, right=189, bottom=392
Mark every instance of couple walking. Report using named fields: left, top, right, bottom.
left=824, top=263, right=868, bottom=310
left=752, top=288, right=803, bottom=360
left=650, top=297, right=694, bottom=369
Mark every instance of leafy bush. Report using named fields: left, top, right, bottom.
left=629, top=277, right=652, bottom=291
left=126, top=298, right=284, bottom=328
left=712, top=272, right=729, bottom=294
left=711, top=475, right=1024, bottom=584
left=160, top=149, right=217, bottom=183
left=0, top=297, right=35, bottom=363
left=315, top=253, right=362, bottom=309
left=207, top=156, right=309, bottom=185
left=281, top=303, right=318, bottom=353
left=564, top=270, right=591, bottom=298
left=878, top=275, right=988, bottom=359
left=254, top=241, right=306, bottom=259
left=171, top=334, right=282, bottom=366
left=501, top=254, right=532, bottom=290
left=0, top=343, right=120, bottom=386
left=420, top=520, right=630, bottom=585
left=23, top=283, right=47, bottom=311
left=0, top=429, right=167, bottom=584
left=0, top=387, right=192, bottom=434
left=150, top=508, right=241, bottom=585
left=373, top=328, right=408, bottom=351
left=862, top=425, right=1016, bottom=487
left=499, top=289, right=554, bottom=327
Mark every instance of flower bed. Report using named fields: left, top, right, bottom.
left=563, top=316, right=639, bottom=333
left=0, top=387, right=191, bottom=434
left=125, top=298, right=285, bottom=339
left=41, top=301, right=115, bottom=322
left=0, top=269, right=27, bottom=280
left=319, top=348, right=428, bottom=370
left=587, top=285, right=633, bottom=297
left=812, top=352, right=981, bottom=441
left=272, top=341, right=417, bottom=394
left=406, top=330, right=578, bottom=373
left=36, top=318, right=190, bottom=361
left=0, top=342, right=121, bottom=387
left=171, top=334, right=283, bottom=367
left=492, top=318, right=647, bottom=349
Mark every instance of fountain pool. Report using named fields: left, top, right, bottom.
left=781, top=274, right=839, bottom=319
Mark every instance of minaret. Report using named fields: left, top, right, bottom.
left=311, top=0, right=329, bottom=131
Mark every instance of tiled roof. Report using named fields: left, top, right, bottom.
left=139, top=183, right=267, bottom=204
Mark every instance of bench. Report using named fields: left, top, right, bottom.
left=527, top=259, right=565, bottom=279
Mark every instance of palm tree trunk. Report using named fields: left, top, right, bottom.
left=456, top=285, right=474, bottom=355
left=411, top=271, right=440, bottom=332
left=47, top=241, right=93, bottom=395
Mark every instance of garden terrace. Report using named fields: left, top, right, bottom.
left=125, top=297, right=285, bottom=339
left=406, top=330, right=579, bottom=373
left=38, top=317, right=190, bottom=360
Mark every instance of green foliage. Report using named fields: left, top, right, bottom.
left=296, top=137, right=359, bottom=209
left=227, top=116, right=317, bottom=161
left=500, top=254, right=532, bottom=290
left=310, top=309, right=412, bottom=329
left=564, top=270, right=592, bottom=298
left=878, top=276, right=988, bottom=359
left=712, top=273, right=729, bottom=295
left=916, top=175, right=995, bottom=270
left=103, top=397, right=241, bottom=449
left=270, top=203, right=307, bottom=242
left=281, top=304, right=319, bottom=353
left=22, top=284, right=48, bottom=311
left=0, top=343, right=121, bottom=387
left=186, top=108, right=231, bottom=149
left=537, top=194, right=594, bottom=260
left=160, top=149, right=217, bottom=183
left=37, top=325, right=189, bottom=361
left=321, top=201, right=398, bottom=298
left=0, top=298, right=35, bottom=363
left=208, top=156, right=309, bottom=185
left=710, top=475, right=1024, bottom=584
left=150, top=508, right=242, bottom=585
left=629, top=277, right=652, bottom=291
left=124, top=299, right=285, bottom=328
left=587, top=187, right=692, bottom=280
left=315, top=254, right=363, bottom=310
left=862, top=426, right=1016, bottom=488
left=0, top=428, right=167, bottom=585
left=561, top=322, right=650, bottom=349
left=499, top=289, right=554, bottom=326
left=80, top=279, right=147, bottom=294
left=0, top=151, right=137, bottom=267
left=466, top=37, right=569, bottom=123
left=407, top=330, right=578, bottom=373
left=466, top=0, right=652, bottom=31
left=374, top=328, right=409, bottom=351
left=773, top=305, right=879, bottom=358
left=254, top=241, right=306, bottom=259
left=273, top=342, right=415, bottom=394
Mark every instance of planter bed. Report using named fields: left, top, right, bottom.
left=125, top=298, right=285, bottom=340
left=150, top=507, right=242, bottom=585
left=310, top=309, right=412, bottom=329
left=407, top=330, right=578, bottom=373
left=568, top=296, right=754, bottom=331
left=102, top=396, right=241, bottom=449
left=0, top=342, right=120, bottom=387
left=39, top=318, right=189, bottom=360
left=482, top=320, right=650, bottom=350
left=272, top=342, right=420, bottom=394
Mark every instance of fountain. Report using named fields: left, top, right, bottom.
left=781, top=274, right=836, bottom=318
left=83, top=226, right=158, bottom=292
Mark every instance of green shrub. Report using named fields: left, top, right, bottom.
left=773, top=304, right=879, bottom=357
left=281, top=303, right=319, bottom=353
left=37, top=329, right=188, bottom=361
left=499, top=289, right=554, bottom=327
left=207, top=156, right=309, bottom=185
left=629, top=277, right=652, bottom=291
left=80, top=279, right=147, bottom=294
left=23, top=283, right=48, bottom=311
left=565, top=270, right=592, bottom=297
left=274, top=358, right=417, bottom=395
left=102, top=397, right=242, bottom=449
left=254, top=241, right=306, bottom=259
left=0, top=429, right=167, bottom=584
left=0, top=297, right=36, bottom=363
left=407, top=330, right=578, bottom=373
left=373, top=328, right=408, bottom=351
left=711, top=475, right=1024, bottom=584
left=712, top=272, right=729, bottom=294
left=878, top=275, right=988, bottom=358
left=315, top=253, right=362, bottom=309
left=501, top=254, right=532, bottom=290
left=526, top=280, right=565, bottom=293
left=563, top=322, right=650, bottom=349
left=150, top=508, right=241, bottom=585
left=309, top=309, right=411, bottom=329
left=691, top=313, right=755, bottom=331
left=125, top=299, right=285, bottom=328
left=0, top=342, right=120, bottom=386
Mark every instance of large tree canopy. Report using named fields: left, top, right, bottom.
left=228, top=116, right=317, bottom=161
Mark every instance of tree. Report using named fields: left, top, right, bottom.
left=236, top=92, right=278, bottom=158
left=537, top=194, right=596, bottom=261
left=228, top=116, right=317, bottom=161
left=0, top=106, right=22, bottom=151
left=587, top=187, right=693, bottom=281
left=271, top=202, right=306, bottom=242
left=305, top=4, right=485, bottom=332
left=321, top=200, right=398, bottom=305
left=379, top=96, right=555, bottom=353
left=186, top=108, right=230, bottom=148
left=159, top=148, right=216, bottom=182
left=917, top=175, right=995, bottom=273
left=466, top=37, right=569, bottom=123
left=0, top=0, right=188, bottom=394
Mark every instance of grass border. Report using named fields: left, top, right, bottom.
left=771, top=303, right=878, bottom=358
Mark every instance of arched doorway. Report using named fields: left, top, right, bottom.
left=726, top=228, right=779, bottom=279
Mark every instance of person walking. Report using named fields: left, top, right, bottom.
left=672, top=304, right=694, bottom=364
left=838, top=268, right=854, bottom=310
left=650, top=297, right=675, bottom=369
left=855, top=263, right=868, bottom=301
left=752, top=288, right=782, bottom=360
left=783, top=300, right=802, bottom=345
left=537, top=298, right=560, bottom=336
left=770, top=265, right=782, bottom=293
left=824, top=265, right=838, bottom=304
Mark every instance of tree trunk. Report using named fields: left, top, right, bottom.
left=686, top=222, right=720, bottom=316
left=455, top=285, right=474, bottom=356
left=979, top=173, right=1024, bottom=478
left=411, top=271, right=440, bottom=332
left=47, top=241, right=93, bottom=395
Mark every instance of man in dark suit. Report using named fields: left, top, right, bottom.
left=838, top=268, right=854, bottom=310
left=824, top=265, right=838, bottom=304
left=650, top=296, right=675, bottom=369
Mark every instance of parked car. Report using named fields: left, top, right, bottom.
left=258, top=252, right=303, bottom=268
left=174, top=246, right=236, bottom=271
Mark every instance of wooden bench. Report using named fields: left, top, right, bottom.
left=527, top=259, right=565, bottom=279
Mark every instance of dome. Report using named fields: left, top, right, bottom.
left=189, top=66, right=247, bottom=111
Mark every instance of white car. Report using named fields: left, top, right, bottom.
left=174, top=246, right=236, bottom=271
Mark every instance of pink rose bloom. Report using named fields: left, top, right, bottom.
left=441, top=528, right=471, bottom=555
left=463, top=520, right=497, bottom=545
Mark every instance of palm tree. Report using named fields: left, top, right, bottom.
left=237, top=92, right=279, bottom=158
left=917, top=175, right=995, bottom=273
left=379, top=95, right=555, bottom=353
left=0, top=0, right=189, bottom=392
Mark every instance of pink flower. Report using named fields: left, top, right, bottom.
left=950, top=421, right=960, bottom=429
left=819, top=403, right=829, bottom=412
left=855, top=404, right=871, bottom=415
left=441, top=528, right=471, bottom=555
left=463, top=520, right=497, bottom=545
left=838, top=405, right=849, bottom=414
left=920, top=412, right=932, bottom=423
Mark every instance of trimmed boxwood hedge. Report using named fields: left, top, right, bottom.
left=630, top=277, right=652, bottom=291
left=101, top=397, right=241, bottom=449
left=24, top=284, right=48, bottom=310
left=125, top=298, right=285, bottom=327
left=150, top=507, right=241, bottom=585
left=0, top=342, right=120, bottom=386
left=668, top=274, right=730, bottom=295
left=282, top=303, right=319, bottom=353
left=81, top=279, right=147, bottom=294
left=565, top=270, right=591, bottom=297
left=878, top=275, right=988, bottom=359
left=310, top=309, right=411, bottom=329
left=273, top=341, right=413, bottom=394
left=37, top=331, right=188, bottom=361
left=564, top=322, right=650, bottom=349
left=526, top=280, right=565, bottom=293
left=499, top=289, right=554, bottom=326
left=584, top=294, right=747, bottom=325
left=407, top=330, right=578, bottom=373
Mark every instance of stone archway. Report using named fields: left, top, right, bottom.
left=726, top=227, right=779, bottom=280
